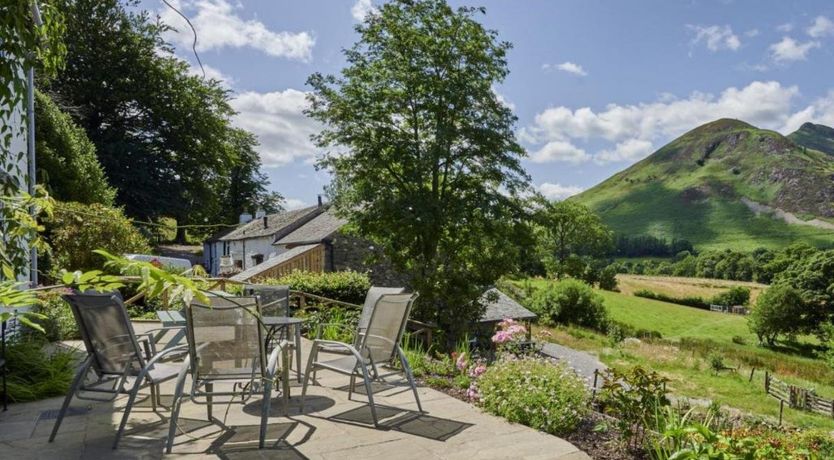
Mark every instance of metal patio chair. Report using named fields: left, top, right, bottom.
left=165, top=294, right=289, bottom=453
left=314, top=287, right=405, bottom=378
left=49, top=292, right=187, bottom=449
left=243, top=284, right=304, bottom=381
left=301, top=292, right=422, bottom=427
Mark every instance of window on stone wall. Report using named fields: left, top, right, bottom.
left=252, top=254, right=264, bottom=265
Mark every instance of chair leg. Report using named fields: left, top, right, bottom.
left=294, top=327, right=302, bottom=383
left=259, top=379, right=272, bottom=449
left=399, top=347, right=423, bottom=413
left=114, top=368, right=153, bottom=449
left=149, top=383, right=158, bottom=412
left=166, top=358, right=191, bottom=454
left=357, top=362, right=379, bottom=427
left=206, top=382, right=213, bottom=421
left=348, top=373, right=356, bottom=401
left=50, top=356, right=93, bottom=442
left=300, top=346, right=318, bottom=412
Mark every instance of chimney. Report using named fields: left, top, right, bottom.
left=263, top=215, right=268, bottom=229
left=317, top=195, right=323, bottom=207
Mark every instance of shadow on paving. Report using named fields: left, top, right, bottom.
left=207, top=421, right=313, bottom=460
left=329, top=405, right=473, bottom=442
left=243, top=395, right=336, bottom=418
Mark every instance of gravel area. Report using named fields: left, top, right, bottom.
left=539, top=342, right=607, bottom=389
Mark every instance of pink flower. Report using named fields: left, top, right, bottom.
left=507, top=324, right=527, bottom=336
left=466, top=384, right=480, bottom=401
left=492, top=330, right=512, bottom=344
left=456, top=352, right=468, bottom=372
left=469, top=363, right=487, bottom=378
left=498, top=318, right=516, bottom=329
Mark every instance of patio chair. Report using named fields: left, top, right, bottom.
left=314, top=286, right=405, bottom=378
left=48, top=292, right=187, bottom=449
left=300, top=292, right=422, bottom=427
left=165, top=294, right=289, bottom=453
left=243, top=284, right=302, bottom=381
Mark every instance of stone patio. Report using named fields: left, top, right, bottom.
left=0, top=322, right=589, bottom=459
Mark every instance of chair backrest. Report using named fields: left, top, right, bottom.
left=358, top=292, right=418, bottom=363
left=243, top=284, right=290, bottom=317
left=63, top=292, right=144, bottom=375
left=185, top=295, right=266, bottom=382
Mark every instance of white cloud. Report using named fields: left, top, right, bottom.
left=284, top=198, right=308, bottom=210
left=783, top=91, right=834, bottom=132
left=351, top=0, right=378, bottom=22
left=493, top=88, right=516, bottom=111
left=745, top=29, right=760, bottom=38
left=687, top=25, right=741, bottom=51
left=777, top=23, right=794, bottom=33
left=230, top=89, right=321, bottom=167
left=523, top=81, right=802, bottom=164
left=159, top=0, right=315, bottom=61
left=543, top=61, right=588, bottom=76
left=530, top=141, right=589, bottom=164
left=538, top=183, right=584, bottom=201
left=769, top=36, right=820, bottom=62
left=594, top=139, right=655, bottom=165
left=808, top=16, right=834, bottom=38
left=187, top=63, right=234, bottom=88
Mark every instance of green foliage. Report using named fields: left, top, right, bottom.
left=0, top=279, right=46, bottom=333
left=47, top=201, right=151, bottom=272
left=748, top=284, right=807, bottom=346
left=529, top=279, right=608, bottom=331
left=477, top=358, right=590, bottom=435
left=707, top=351, right=726, bottom=373
left=263, top=270, right=371, bottom=305
left=633, top=289, right=710, bottom=310
left=0, top=190, right=53, bottom=282
left=297, top=306, right=360, bottom=343
left=598, top=366, right=670, bottom=446
left=711, top=286, right=750, bottom=306
left=45, top=0, right=281, bottom=238
left=307, top=0, right=533, bottom=344
left=34, top=289, right=78, bottom=341
left=598, top=265, right=619, bottom=291
left=4, top=338, right=75, bottom=402
left=34, top=90, right=115, bottom=205
left=772, top=249, right=834, bottom=328
left=535, top=200, right=613, bottom=277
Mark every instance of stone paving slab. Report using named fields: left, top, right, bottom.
left=0, top=322, right=589, bottom=459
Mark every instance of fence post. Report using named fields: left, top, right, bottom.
left=592, top=369, right=599, bottom=401
left=779, top=399, right=784, bottom=426
left=765, top=371, right=770, bottom=393
left=749, top=367, right=755, bottom=383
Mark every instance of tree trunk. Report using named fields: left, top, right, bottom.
left=175, top=225, right=187, bottom=244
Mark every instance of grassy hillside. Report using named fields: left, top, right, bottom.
left=789, top=122, right=834, bottom=156
left=574, top=119, right=834, bottom=251
left=616, top=274, right=767, bottom=304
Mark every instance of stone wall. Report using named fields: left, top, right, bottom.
left=328, top=231, right=411, bottom=288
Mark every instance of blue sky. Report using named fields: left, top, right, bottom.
left=147, top=0, right=834, bottom=208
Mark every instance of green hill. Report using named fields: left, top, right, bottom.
left=573, top=118, right=834, bottom=251
left=788, top=122, right=834, bottom=156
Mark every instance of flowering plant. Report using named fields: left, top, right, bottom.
left=491, top=318, right=529, bottom=356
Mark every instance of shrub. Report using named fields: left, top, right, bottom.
left=634, top=289, right=710, bottom=310
left=47, top=201, right=151, bottom=272
left=5, top=338, right=76, bottom=402
left=262, top=270, right=371, bottom=305
left=707, top=352, right=726, bottom=373
left=478, top=358, right=590, bottom=435
left=34, top=289, right=79, bottom=342
left=711, top=286, right=750, bottom=307
left=530, top=279, right=608, bottom=331
left=598, top=366, right=669, bottom=447
left=296, top=306, right=360, bottom=343
left=598, top=265, right=618, bottom=291
left=748, top=284, right=806, bottom=346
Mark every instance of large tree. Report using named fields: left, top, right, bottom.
left=307, top=0, right=532, bottom=342
left=535, top=200, right=612, bottom=277
left=43, top=0, right=279, bottom=241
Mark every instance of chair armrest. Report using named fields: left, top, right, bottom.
left=144, top=344, right=189, bottom=369
left=312, top=339, right=365, bottom=363
left=266, top=340, right=290, bottom=377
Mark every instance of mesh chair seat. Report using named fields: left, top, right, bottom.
left=315, top=355, right=362, bottom=375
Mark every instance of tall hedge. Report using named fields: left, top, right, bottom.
left=261, top=270, right=371, bottom=305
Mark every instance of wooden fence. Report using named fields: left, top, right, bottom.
left=765, top=372, right=834, bottom=422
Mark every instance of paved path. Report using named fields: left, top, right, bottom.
left=539, top=342, right=607, bottom=389
left=0, top=323, right=589, bottom=459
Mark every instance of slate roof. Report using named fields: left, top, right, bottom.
left=274, top=210, right=347, bottom=246
left=479, top=288, right=537, bottom=323
left=229, top=244, right=321, bottom=282
left=219, top=206, right=323, bottom=241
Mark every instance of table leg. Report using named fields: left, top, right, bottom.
left=294, top=325, right=302, bottom=383
left=282, top=346, right=290, bottom=408
left=161, top=328, right=187, bottom=352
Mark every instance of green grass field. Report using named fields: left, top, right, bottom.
left=515, top=277, right=834, bottom=429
